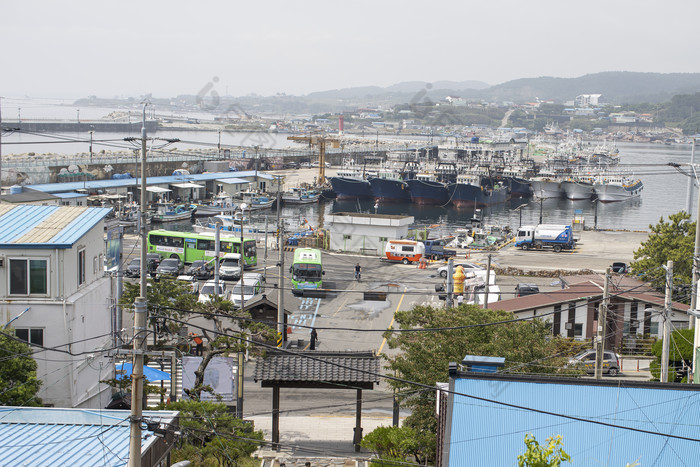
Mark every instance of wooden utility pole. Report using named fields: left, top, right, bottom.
left=594, top=268, right=611, bottom=379
left=661, top=260, right=673, bottom=382
left=287, top=135, right=339, bottom=184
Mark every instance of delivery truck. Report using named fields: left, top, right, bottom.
left=515, top=224, right=575, bottom=252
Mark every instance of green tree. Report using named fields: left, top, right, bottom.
left=649, top=328, right=694, bottom=382
left=0, top=331, right=42, bottom=406
left=632, top=212, right=694, bottom=301
left=517, top=434, right=571, bottom=467
left=162, top=399, right=263, bottom=466
left=381, top=304, right=573, bottom=463
left=361, top=425, right=423, bottom=465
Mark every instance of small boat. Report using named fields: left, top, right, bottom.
left=150, top=203, right=195, bottom=223
left=282, top=187, right=320, bottom=205
left=593, top=173, right=644, bottom=203
left=192, top=192, right=236, bottom=216
left=236, top=191, right=275, bottom=211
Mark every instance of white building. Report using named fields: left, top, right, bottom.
left=575, top=94, right=602, bottom=107
left=0, top=205, right=114, bottom=408
left=326, top=212, right=414, bottom=255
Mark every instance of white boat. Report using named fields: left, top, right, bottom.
left=561, top=172, right=596, bottom=200
left=593, top=174, right=644, bottom=203
left=236, top=191, right=275, bottom=210
left=193, top=192, right=236, bottom=216
left=530, top=169, right=564, bottom=199
left=282, top=187, right=320, bottom=205
left=150, top=203, right=195, bottom=223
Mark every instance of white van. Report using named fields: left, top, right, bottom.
left=231, top=273, right=264, bottom=308
left=219, top=253, right=241, bottom=280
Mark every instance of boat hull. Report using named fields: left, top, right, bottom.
left=531, top=180, right=564, bottom=199
left=406, top=179, right=448, bottom=205
left=594, top=179, right=644, bottom=202
left=369, top=178, right=411, bottom=202
left=447, top=183, right=508, bottom=208
left=505, top=177, right=533, bottom=198
left=152, top=211, right=193, bottom=223
left=329, top=177, right=373, bottom=200
left=562, top=181, right=595, bottom=200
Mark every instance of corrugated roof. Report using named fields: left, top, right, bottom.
left=25, top=170, right=274, bottom=194
left=0, top=407, right=178, bottom=466
left=254, top=351, right=380, bottom=386
left=445, top=374, right=700, bottom=465
left=0, top=205, right=111, bottom=249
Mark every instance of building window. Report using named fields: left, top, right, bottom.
left=78, top=249, right=86, bottom=285
left=379, top=237, right=388, bottom=242
left=574, top=323, right=583, bottom=337
left=15, top=328, right=44, bottom=347
left=343, top=234, right=352, bottom=240
left=9, top=258, right=48, bottom=295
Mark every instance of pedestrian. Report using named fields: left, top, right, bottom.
left=456, top=294, right=464, bottom=306
left=193, top=334, right=204, bottom=356
left=310, top=328, right=318, bottom=350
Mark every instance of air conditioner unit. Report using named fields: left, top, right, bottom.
left=565, top=322, right=573, bottom=330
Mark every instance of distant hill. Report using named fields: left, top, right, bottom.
left=480, top=72, right=700, bottom=104
left=303, top=72, right=700, bottom=106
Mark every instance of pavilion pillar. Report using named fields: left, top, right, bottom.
left=353, top=388, right=363, bottom=452
left=272, top=385, right=280, bottom=451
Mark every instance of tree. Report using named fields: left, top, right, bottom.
left=0, top=331, right=42, bottom=406
left=381, top=303, right=573, bottom=463
left=163, top=399, right=264, bottom=466
left=517, top=434, right=571, bottom=467
left=632, top=212, right=694, bottom=301
left=649, top=328, right=694, bottom=382
left=361, top=425, right=423, bottom=465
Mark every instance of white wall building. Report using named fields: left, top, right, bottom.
left=575, top=94, right=602, bottom=107
left=0, top=205, right=114, bottom=408
left=326, top=212, right=414, bottom=255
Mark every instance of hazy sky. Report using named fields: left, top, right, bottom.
left=3, top=0, right=700, bottom=99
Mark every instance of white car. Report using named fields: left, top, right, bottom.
left=300, top=162, right=311, bottom=168
left=437, top=262, right=483, bottom=278
left=198, top=280, right=228, bottom=303
left=219, top=253, right=241, bottom=280
left=231, top=273, right=264, bottom=308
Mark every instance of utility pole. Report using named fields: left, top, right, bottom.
left=661, top=260, right=673, bottom=383
left=0, top=97, right=3, bottom=193
left=276, top=178, right=285, bottom=347
left=483, top=254, right=492, bottom=309
left=594, top=268, right=611, bottom=379
left=445, top=258, right=454, bottom=309
left=129, top=102, right=149, bottom=467
left=690, top=137, right=700, bottom=382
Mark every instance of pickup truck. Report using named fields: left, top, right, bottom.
left=422, top=239, right=457, bottom=260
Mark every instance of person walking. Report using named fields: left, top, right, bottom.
left=310, top=328, right=318, bottom=350
left=354, top=263, right=362, bottom=281
left=193, top=334, right=204, bottom=356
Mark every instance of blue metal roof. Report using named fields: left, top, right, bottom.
left=0, top=407, right=178, bottom=466
left=445, top=375, right=700, bottom=466
left=0, top=205, right=111, bottom=249
left=53, top=192, right=89, bottom=199
left=26, top=170, right=274, bottom=194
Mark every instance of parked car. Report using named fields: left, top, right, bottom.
left=156, top=258, right=183, bottom=279
left=515, top=283, right=540, bottom=297
left=146, top=253, right=162, bottom=274
left=198, top=279, right=228, bottom=303
left=176, top=274, right=200, bottom=295
left=437, top=262, right=483, bottom=278
left=125, top=258, right=142, bottom=278
left=611, top=262, right=629, bottom=274
left=283, top=162, right=300, bottom=169
left=231, top=273, right=264, bottom=308
left=189, top=260, right=214, bottom=280
left=219, top=253, right=241, bottom=281
left=300, top=162, right=311, bottom=168
left=568, top=349, right=621, bottom=376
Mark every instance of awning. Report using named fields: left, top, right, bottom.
left=171, top=182, right=204, bottom=189
left=145, top=186, right=172, bottom=193
left=216, top=177, right=251, bottom=185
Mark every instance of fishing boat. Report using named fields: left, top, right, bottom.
left=530, top=169, right=565, bottom=199
left=368, top=168, right=411, bottom=203
left=561, top=173, right=596, bottom=200
left=447, top=174, right=509, bottom=208
left=593, top=173, right=644, bottom=202
left=328, top=163, right=373, bottom=200
left=406, top=172, right=448, bottom=205
left=282, top=187, right=320, bottom=205
left=150, top=203, right=195, bottom=223
left=236, top=191, right=275, bottom=210
left=192, top=192, right=236, bottom=216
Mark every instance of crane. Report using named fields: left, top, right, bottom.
left=287, top=135, right=340, bottom=184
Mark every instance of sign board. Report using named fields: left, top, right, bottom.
left=181, top=356, right=235, bottom=401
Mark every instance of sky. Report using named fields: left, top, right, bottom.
left=2, top=0, right=700, bottom=99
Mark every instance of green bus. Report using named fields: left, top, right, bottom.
left=147, top=229, right=257, bottom=268
left=290, top=248, right=323, bottom=294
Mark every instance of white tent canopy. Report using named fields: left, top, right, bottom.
left=145, top=186, right=171, bottom=193
left=171, top=182, right=204, bottom=189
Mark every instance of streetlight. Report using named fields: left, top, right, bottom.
left=77, top=109, right=80, bottom=124
left=239, top=203, right=248, bottom=312
left=17, top=107, right=21, bottom=123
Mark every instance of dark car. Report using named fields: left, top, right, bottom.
left=125, top=258, right=141, bottom=278
left=189, top=260, right=214, bottom=280
left=515, top=283, right=540, bottom=297
left=146, top=253, right=161, bottom=273
left=156, top=258, right=183, bottom=278
left=283, top=161, right=300, bottom=169
left=611, top=262, right=628, bottom=274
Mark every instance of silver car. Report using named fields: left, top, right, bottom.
left=437, top=262, right=483, bottom=278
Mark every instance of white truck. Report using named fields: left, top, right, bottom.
left=515, top=224, right=575, bottom=253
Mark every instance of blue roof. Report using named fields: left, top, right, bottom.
left=53, top=192, right=89, bottom=199
left=0, top=406, right=178, bottom=466
left=25, top=170, right=274, bottom=194
left=0, top=205, right=111, bottom=249
left=445, top=375, right=700, bottom=466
